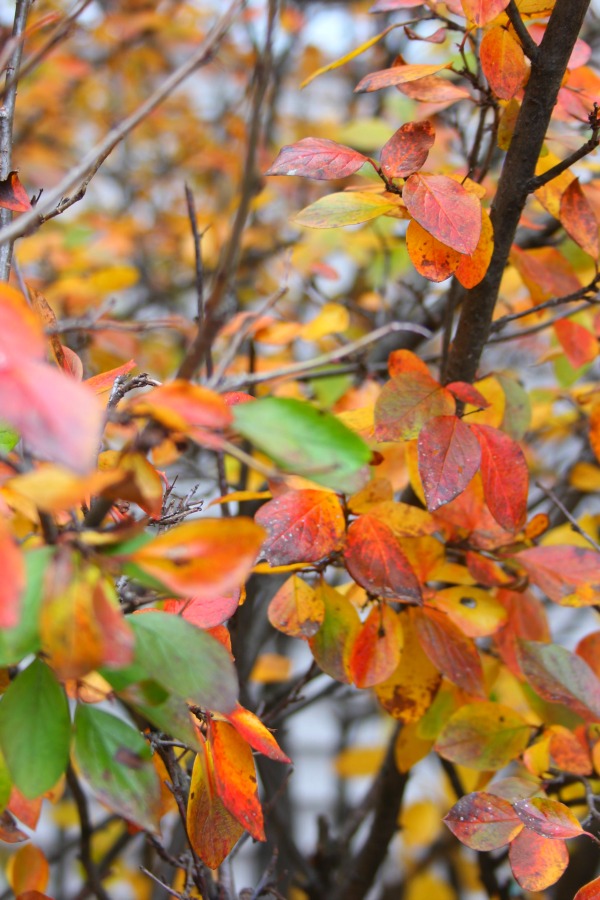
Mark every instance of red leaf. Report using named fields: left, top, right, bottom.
left=513, top=797, right=585, bottom=839
left=370, top=0, right=423, bottom=9
left=355, top=62, right=451, bottom=94
left=516, top=545, right=600, bottom=605
left=0, top=525, right=25, bottom=628
left=163, top=590, right=242, bottom=628
left=348, top=604, right=404, bottom=688
left=374, top=370, right=455, bottom=441
left=397, top=75, right=471, bottom=104
left=444, top=791, right=523, bottom=850
left=518, top=640, right=600, bottom=721
left=446, top=382, right=490, bottom=408
left=575, top=875, right=600, bottom=900
left=0, top=172, right=32, bottom=212
left=559, top=178, right=599, bottom=259
left=418, top=415, right=481, bottom=510
left=380, top=121, right=435, bottom=178
left=255, top=489, right=345, bottom=566
left=480, top=26, right=528, bottom=100
left=414, top=607, right=485, bottom=696
left=554, top=319, right=598, bottom=368
left=509, top=828, right=569, bottom=892
left=471, top=424, right=528, bottom=532
left=265, top=138, right=367, bottom=180
left=461, top=0, right=511, bottom=26
left=344, top=515, right=422, bottom=603
left=0, top=360, right=103, bottom=474
left=494, top=589, right=550, bottom=678
left=403, top=174, right=482, bottom=255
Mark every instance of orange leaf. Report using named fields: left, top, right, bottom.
left=406, top=219, right=462, bottom=282
left=7, top=844, right=49, bottom=895
left=418, top=415, right=481, bottom=510
left=414, top=607, right=485, bottom=697
left=348, top=604, right=404, bottom=688
left=509, top=828, right=569, bottom=891
left=380, top=121, right=435, bottom=178
left=387, top=349, right=431, bottom=378
left=559, top=178, right=599, bottom=259
left=255, top=489, right=345, bottom=566
left=85, top=360, right=136, bottom=394
left=554, top=318, right=598, bottom=368
left=187, top=739, right=244, bottom=869
left=472, top=424, right=528, bottom=532
left=128, top=518, right=264, bottom=599
left=0, top=284, right=45, bottom=362
left=355, top=62, right=451, bottom=93
left=128, top=380, right=232, bottom=447
left=268, top=575, right=325, bottom=638
left=375, top=610, right=441, bottom=723
left=455, top=208, right=494, bottom=289
left=403, top=173, right=482, bottom=255
left=209, top=720, right=265, bottom=842
left=0, top=522, right=25, bottom=628
left=516, top=545, right=600, bottom=605
left=225, top=704, right=291, bottom=763
left=575, top=875, right=600, bottom=900
left=344, top=515, right=422, bottom=603
left=480, top=26, right=528, bottom=100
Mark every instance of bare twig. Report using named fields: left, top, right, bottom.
left=0, top=0, right=246, bottom=248
left=536, top=481, right=600, bottom=553
left=0, top=0, right=32, bottom=281
left=487, top=301, right=590, bottom=344
left=528, top=103, right=600, bottom=192
left=490, top=271, right=600, bottom=332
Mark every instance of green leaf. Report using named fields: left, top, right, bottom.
left=0, top=547, right=53, bottom=666
left=232, top=397, right=371, bottom=493
left=435, top=701, right=532, bottom=771
left=293, top=191, right=396, bottom=228
left=0, top=659, right=70, bottom=798
left=72, top=704, right=161, bottom=832
left=128, top=612, right=238, bottom=713
left=0, top=422, right=19, bottom=453
left=0, top=747, right=12, bottom=812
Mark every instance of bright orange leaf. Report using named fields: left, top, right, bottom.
left=480, top=26, right=528, bottom=100
left=348, top=603, right=404, bottom=688
left=209, top=719, right=266, bottom=842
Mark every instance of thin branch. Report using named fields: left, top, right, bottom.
left=0, top=0, right=246, bottom=248
left=139, top=867, right=187, bottom=900
left=222, top=321, right=432, bottom=390
left=506, top=0, right=540, bottom=61
left=184, top=184, right=206, bottom=330
left=528, top=103, right=600, bottom=191
left=66, top=765, right=113, bottom=900
left=176, top=0, right=278, bottom=381
left=487, top=300, right=590, bottom=344
left=536, top=481, right=600, bottom=553
left=490, top=271, right=600, bottom=332
left=0, top=0, right=32, bottom=281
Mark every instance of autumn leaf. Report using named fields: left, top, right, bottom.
left=403, top=173, right=482, bottom=255
left=559, top=178, right=599, bottom=259
left=0, top=172, right=31, bottom=212
left=265, top=138, right=367, bottom=179
left=414, top=607, right=486, bottom=697
left=516, top=544, right=600, bottom=605
left=0, top=524, right=25, bottom=629
left=508, top=827, right=569, bottom=891
left=6, top=844, right=49, bottom=896
left=513, top=796, right=585, bottom=839
left=355, top=62, right=452, bottom=93
left=517, top=640, right=600, bottom=721
left=268, top=575, right=325, bottom=639
left=471, top=424, right=528, bottom=532
left=380, top=121, right=435, bottom=178
left=375, top=611, right=441, bottom=723
left=344, top=515, right=422, bottom=603
left=444, top=791, right=523, bottom=850
left=309, top=583, right=361, bottom=683
left=209, top=720, right=266, bottom=841
left=455, top=207, right=494, bottom=289
left=293, top=191, right=397, bottom=228
left=435, top=702, right=532, bottom=770
left=348, top=603, right=404, bottom=688
left=163, top=590, right=242, bottom=629
left=375, top=370, right=455, bottom=441
left=128, top=380, right=232, bottom=447
left=461, top=0, right=511, bottom=26
left=554, top=319, right=598, bottom=369
left=406, top=219, right=462, bottom=282
left=225, top=704, right=291, bottom=764
left=418, top=415, right=481, bottom=510
left=575, top=875, right=600, bottom=899
left=480, top=26, right=528, bottom=100
left=255, top=489, right=345, bottom=565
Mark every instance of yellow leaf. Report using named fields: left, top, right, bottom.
left=570, top=462, right=600, bottom=492
left=400, top=800, right=442, bottom=848
left=463, top=375, right=506, bottom=427
left=300, top=24, right=400, bottom=88
left=334, top=746, right=385, bottom=778
left=87, top=264, right=139, bottom=294
left=394, top=721, right=433, bottom=773
left=300, top=303, right=350, bottom=340
left=375, top=612, right=441, bottom=723
left=250, top=653, right=292, bottom=683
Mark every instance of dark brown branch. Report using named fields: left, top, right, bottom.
left=66, top=765, right=113, bottom=900
left=487, top=300, right=590, bottom=344
left=330, top=724, right=407, bottom=900
left=528, top=103, right=600, bottom=191
left=506, top=0, right=540, bottom=61
left=490, top=270, right=600, bottom=332
left=535, top=481, right=600, bottom=553
left=444, top=0, right=592, bottom=385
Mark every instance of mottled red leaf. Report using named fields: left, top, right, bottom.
left=560, top=178, right=599, bottom=258
left=418, top=415, right=481, bottom=510
left=471, top=424, right=528, bottom=532
left=575, top=875, right=600, bottom=900
left=397, top=75, right=471, bottom=104
left=518, top=640, right=600, bottom=721
left=509, top=828, right=569, bottom=891
left=513, top=797, right=585, bottom=839
left=414, top=607, right=485, bottom=697
left=375, top=370, right=455, bottom=441
left=494, top=589, right=550, bottom=678
left=0, top=172, right=31, bottom=212
left=444, top=791, right=523, bottom=850
left=446, top=382, right=490, bottom=408
left=344, top=515, right=422, bottom=603
left=516, top=545, right=600, bottom=605
left=548, top=725, right=592, bottom=775
left=163, top=590, right=242, bottom=628
left=461, top=0, right=510, bottom=26
left=480, top=26, right=528, bottom=100
left=265, top=138, right=367, bottom=180
left=348, top=604, right=404, bottom=688
left=380, top=121, right=435, bottom=178
left=255, top=489, right=345, bottom=566
left=403, top=174, right=482, bottom=255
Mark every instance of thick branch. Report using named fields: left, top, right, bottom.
left=506, top=1, right=540, bottom=61
left=444, top=0, right=591, bottom=385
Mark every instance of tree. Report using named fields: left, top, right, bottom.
left=0, top=0, right=600, bottom=897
